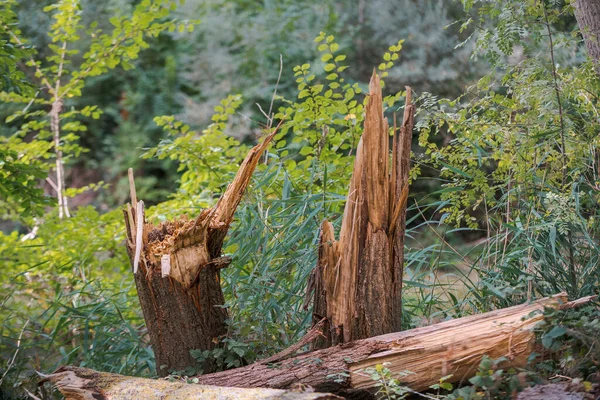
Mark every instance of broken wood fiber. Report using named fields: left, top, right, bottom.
left=190, top=293, right=581, bottom=394
left=123, top=128, right=279, bottom=376
left=312, top=72, right=415, bottom=347
left=44, top=366, right=342, bottom=400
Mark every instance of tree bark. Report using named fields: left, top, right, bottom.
left=123, top=128, right=279, bottom=376
left=311, top=72, right=415, bottom=347
left=50, top=294, right=593, bottom=398
left=43, top=366, right=342, bottom=400
left=191, top=293, right=583, bottom=396
left=573, top=0, right=600, bottom=74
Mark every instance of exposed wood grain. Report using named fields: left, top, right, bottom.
left=43, top=366, right=342, bottom=400
left=311, top=73, right=415, bottom=345
left=123, top=128, right=280, bottom=376
left=189, top=294, right=578, bottom=396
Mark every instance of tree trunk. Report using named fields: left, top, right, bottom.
left=311, top=72, right=415, bottom=347
left=50, top=294, right=593, bottom=398
left=123, top=128, right=279, bottom=376
left=573, top=0, right=600, bottom=74
left=43, top=366, right=341, bottom=400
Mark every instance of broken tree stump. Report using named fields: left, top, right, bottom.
left=311, top=72, right=415, bottom=346
left=123, top=127, right=279, bottom=376
left=43, top=366, right=342, bottom=400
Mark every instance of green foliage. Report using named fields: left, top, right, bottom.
left=272, top=32, right=406, bottom=199
left=0, top=208, right=150, bottom=396
left=0, top=1, right=193, bottom=397
left=357, top=363, right=414, bottom=399
left=2, top=0, right=599, bottom=398
left=190, top=337, right=252, bottom=374
left=445, top=356, right=540, bottom=400
left=0, top=148, right=54, bottom=218
left=1, top=0, right=197, bottom=219
left=535, top=303, right=600, bottom=380
left=144, top=95, right=247, bottom=218
left=0, top=0, right=34, bottom=95
left=418, top=0, right=600, bottom=303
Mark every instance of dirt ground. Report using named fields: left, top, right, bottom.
left=517, top=382, right=600, bottom=400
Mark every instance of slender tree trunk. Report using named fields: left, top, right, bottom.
left=572, top=0, right=600, bottom=74
left=123, top=128, right=279, bottom=376
left=311, top=72, right=415, bottom=347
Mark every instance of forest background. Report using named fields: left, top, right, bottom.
left=1, top=0, right=599, bottom=399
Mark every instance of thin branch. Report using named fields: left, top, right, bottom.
left=542, top=1, right=577, bottom=290
left=541, top=2, right=567, bottom=181
left=3, top=25, right=54, bottom=93
left=51, top=40, right=70, bottom=219
left=0, top=319, right=30, bottom=386
left=267, top=54, right=284, bottom=128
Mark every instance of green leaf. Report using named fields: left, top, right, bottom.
left=300, top=146, right=313, bottom=156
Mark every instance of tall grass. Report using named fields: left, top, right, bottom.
left=1, top=270, right=152, bottom=398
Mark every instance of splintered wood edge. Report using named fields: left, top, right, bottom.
left=123, top=121, right=283, bottom=281
left=347, top=293, right=571, bottom=391
left=212, top=120, right=283, bottom=228
left=128, top=168, right=137, bottom=215
left=133, top=200, right=144, bottom=274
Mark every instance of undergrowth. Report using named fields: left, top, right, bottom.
left=1, top=0, right=599, bottom=398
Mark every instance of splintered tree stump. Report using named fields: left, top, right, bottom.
left=123, top=128, right=278, bottom=376
left=311, top=72, right=415, bottom=347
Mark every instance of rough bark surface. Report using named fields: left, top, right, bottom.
left=573, top=0, right=600, bottom=74
left=43, top=366, right=342, bottom=400
left=123, top=128, right=278, bottom=376
left=312, top=72, right=415, bottom=346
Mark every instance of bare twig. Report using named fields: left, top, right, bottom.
left=23, top=389, right=42, bottom=400
left=267, top=54, right=284, bottom=127
left=259, top=318, right=326, bottom=365
left=260, top=54, right=284, bottom=164
left=0, top=319, right=30, bottom=386
left=128, top=168, right=138, bottom=211
left=542, top=2, right=567, bottom=178
left=542, top=2, right=577, bottom=289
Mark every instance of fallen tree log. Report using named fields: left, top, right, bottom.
left=191, top=293, right=591, bottom=395
left=48, top=294, right=594, bottom=398
left=42, top=366, right=342, bottom=400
